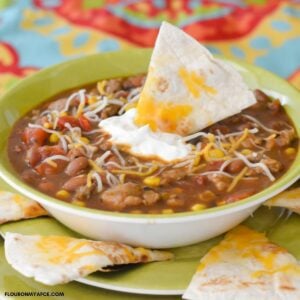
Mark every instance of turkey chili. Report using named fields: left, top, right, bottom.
left=8, top=76, right=298, bottom=214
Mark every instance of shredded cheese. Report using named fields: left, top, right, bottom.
left=229, top=129, right=249, bottom=153
left=234, top=151, right=275, bottom=181
left=242, top=114, right=279, bottom=134
left=227, top=167, right=249, bottom=192
left=112, top=165, right=158, bottom=177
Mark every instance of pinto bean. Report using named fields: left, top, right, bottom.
left=65, top=157, right=89, bottom=176
left=38, top=182, right=56, bottom=194
left=226, top=160, right=245, bottom=174
left=67, top=147, right=87, bottom=159
left=63, top=175, right=87, bottom=192
left=26, top=145, right=42, bottom=167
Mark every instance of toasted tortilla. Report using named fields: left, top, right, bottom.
left=183, top=225, right=300, bottom=300
left=264, top=188, right=300, bottom=214
left=135, top=22, right=256, bottom=135
left=5, top=232, right=173, bottom=285
left=0, top=191, right=48, bottom=224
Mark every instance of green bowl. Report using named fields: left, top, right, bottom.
left=0, top=49, right=299, bottom=248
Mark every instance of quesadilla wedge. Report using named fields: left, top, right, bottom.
left=264, top=188, right=300, bottom=214
left=0, top=191, right=48, bottom=225
left=135, top=22, right=256, bottom=135
left=4, top=232, right=173, bottom=285
left=183, top=225, right=300, bottom=300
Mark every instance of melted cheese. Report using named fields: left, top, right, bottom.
left=135, top=94, right=193, bottom=134
left=99, top=108, right=192, bottom=162
left=178, top=67, right=217, bottom=98
left=197, top=226, right=300, bottom=275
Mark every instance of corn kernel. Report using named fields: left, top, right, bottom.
left=72, top=200, right=86, bottom=207
left=59, top=111, right=68, bottom=117
left=79, top=137, right=90, bottom=144
left=56, top=190, right=70, bottom=199
left=208, top=149, right=224, bottom=159
left=143, top=176, right=161, bottom=187
left=49, top=133, right=59, bottom=144
left=162, top=209, right=174, bottom=214
left=43, top=122, right=52, bottom=129
left=198, top=191, right=215, bottom=202
left=88, top=96, right=97, bottom=105
left=241, top=149, right=252, bottom=156
left=191, top=203, right=206, bottom=211
left=97, top=80, right=107, bottom=95
left=285, top=147, right=296, bottom=156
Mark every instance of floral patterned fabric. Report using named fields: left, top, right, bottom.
left=0, top=0, right=299, bottom=94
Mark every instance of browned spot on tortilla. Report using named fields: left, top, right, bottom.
left=280, top=285, right=296, bottom=291
left=202, top=277, right=232, bottom=286
left=156, top=77, right=168, bottom=93
left=24, top=203, right=48, bottom=218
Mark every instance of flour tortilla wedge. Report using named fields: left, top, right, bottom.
left=135, top=22, right=256, bottom=135
left=264, top=187, right=300, bottom=214
left=183, top=225, right=300, bottom=300
left=0, top=191, right=48, bottom=224
left=4, top=232, right=173, bottom=285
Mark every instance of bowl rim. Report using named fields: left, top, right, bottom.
left=0, top=49, right=299, bottom=223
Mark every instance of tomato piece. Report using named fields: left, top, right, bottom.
left=23, top=128, right=49, bottom=145
left=35, top=160, right=68, bottom=176
left=57, top=116, right=80, bottom=129
left=206, top=160, right=224, bottom=171
left=38, top=145, right=65, bottom=160
left=79, top=115, right=92, bottom=131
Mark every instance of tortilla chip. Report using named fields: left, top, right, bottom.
left=4, top=232, right=173, bottom=285
left=0, top=191, right=48, bottom=225
left=135, top=22, right=256, bottom=135
left=183, top=225, right=300, bottom=300
left=264, top=188, right=300, bottom=214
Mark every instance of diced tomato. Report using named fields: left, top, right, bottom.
left=57, top=116, right=80, bottom=130
left=79, top=115, right=92, bottom=131
left=206, top=160, right=224, bottom=171
left=38, top=145, right=65, bottom=160
left=35, top=160, right=68, bottom=176
left=23, top=128, right=49, bottom=145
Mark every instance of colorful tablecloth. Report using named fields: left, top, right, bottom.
left=0, top=0, right=299, bottom=93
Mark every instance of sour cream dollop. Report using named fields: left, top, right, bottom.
left=99, top=108, right=192, bottom=162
